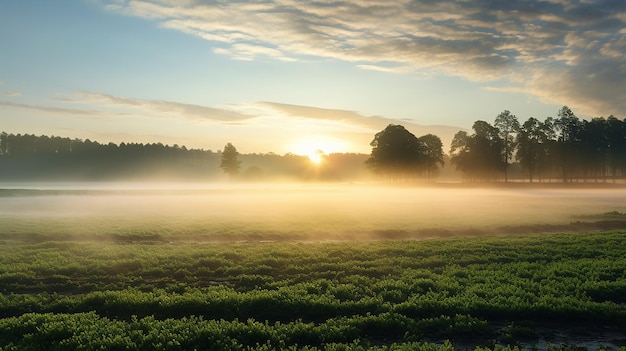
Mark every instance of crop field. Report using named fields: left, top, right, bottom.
left=1, top=183, right=626, bottom=350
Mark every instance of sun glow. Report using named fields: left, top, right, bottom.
left=289, top=136, right=348, bottom=165
left=307, top=149, right=325, bottom=164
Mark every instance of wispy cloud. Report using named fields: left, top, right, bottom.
left=257, top=101, right=394, bottom=131
left=4, top=92, right=22, bottom=97
left=214, top=43, right=296, bottom=62
left=100, top=0, right=626, bottom=116
left=64, top=92, right=256, bottom=122
left=356, top=64, right=412, bottom=74
left=0, top=100, right=102, bottom=115
left=1, top=91, right=463, bottom=150
left=257, top=101, right=463, bottom=147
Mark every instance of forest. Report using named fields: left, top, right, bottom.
left=449, top=107, right=626, bottom=183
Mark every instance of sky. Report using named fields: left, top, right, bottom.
left=1, top=0, right=624, bottom=156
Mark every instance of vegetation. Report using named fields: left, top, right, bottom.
left=450, top=121, right=504, bottom=182
left=366, top=124, right=444, bottom=181
left=220, top=142, right=242, bottom=178
left=0, top=133, right=369, bottom=181
left=2, top=104, right=625, bottom=183
left=1, top=230, right=625, bottom=350
left=494, top=110, right=520, bottom=183
left=450, top=107, right=626, bottom=183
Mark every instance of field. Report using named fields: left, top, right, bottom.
left=1, top=183, right=626, bottom=350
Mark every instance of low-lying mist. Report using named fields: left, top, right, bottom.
left=1, top=182, right=625, bottom=242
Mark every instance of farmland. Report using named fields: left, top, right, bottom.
left=1, top=183, right=626, bottom=350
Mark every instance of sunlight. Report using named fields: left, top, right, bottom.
left=307, top=149, right=325, bottom=165
left=289, top=135, right=347, bottom=165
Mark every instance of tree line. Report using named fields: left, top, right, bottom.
left=0, top=133, right=217, bottom=180
left=2, top=104, right=624, bottom=183
left=0, top=133, right=368, bottom=181
left=366, top=106, right=626, bottom=183
left=449, top=106, right=626, bottom=182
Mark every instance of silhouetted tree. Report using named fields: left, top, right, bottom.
left=554, top=106, right=582, bottom=181
left=366, top=124, right=423, bottom=180
left=0, top=132, right=7, bottom=155
left=579, top=118, right=609, bottom=181
left=417, top=134, right=444, bottom=180
left=220, top=142, right=241, bottom=178
left=606, top=116, right=626, bottom=181
left=516, top=117, right=549, bottom=182
left=494, top=110, right=519, bottom=182
left=449, top=130, right=472, bottom=178
left=450, top=121, right=504, bottom=181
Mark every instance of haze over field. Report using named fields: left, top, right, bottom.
left=2, top=183, right=626, bottom=241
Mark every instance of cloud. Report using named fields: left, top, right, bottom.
left=0, top=100, right=102, bottom=115
left=65, top=92, right=255, bottom=122
left=100, top=0, right=626, bottom=116
left=356, top=64, right=412, bottom=73
left=213, top=43, right=297, bottom=62
left=257, top=101, right=463, bottom=148
left=5, top=92, right=22, bottom=97
left=258, top=101, right=388, bottom=130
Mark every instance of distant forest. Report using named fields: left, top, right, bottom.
left=1, top=105, right=624, bottom=183
left=0, top=132, right=369, bottom=181
left=449, top=106, right=626, bottom=183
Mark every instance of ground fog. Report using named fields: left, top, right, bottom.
left=1, top=182, right=625, bottom=241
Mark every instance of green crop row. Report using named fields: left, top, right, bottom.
left=0, top=312, right=499, bottom=351
left=1, top=232, right=625, bottom=349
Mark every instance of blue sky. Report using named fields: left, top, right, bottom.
left=1, top=0, right=624, bottom=155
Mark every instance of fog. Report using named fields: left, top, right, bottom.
left=2, top=182, right=626, bottom=241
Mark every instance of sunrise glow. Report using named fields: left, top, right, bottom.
left=289, top=136, right=348, bottom=164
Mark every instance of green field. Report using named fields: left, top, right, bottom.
left=1, top=185, right=626, bottom=350
left=2, top=231, right=626, bottom=350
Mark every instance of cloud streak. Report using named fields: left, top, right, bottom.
left=0, top=100, right=102, bottom=116
left=257, top=102, right=463, bottom=148
left=101, top=0, right=626, bottom=116
left=1, top=91, right=463, bottom=151
left=64, top=92, right=255, bottom=123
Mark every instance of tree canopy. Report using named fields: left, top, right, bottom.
left=366, top=124, right=444, bottom=181
left=494, top=110, right=520, bottom=182
left=219, top=143, right=241, bottom=178
left=450, top=106, right=626, bottom=183
left=449, top=120, right=504, bottom=181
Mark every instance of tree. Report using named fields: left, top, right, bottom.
left=366, top=124, right=423, bottom=180
left=220, top=143, right=241, bottom=178
left=579, top=118, right=609, bottom=181
left=494, top=110, right=520, bottom=182
left=554, top=106, right=581, bottom=181
left=450, top=121, right=504, bottom=181
left=516, top=117, right=548, bottom=182
left=0, top=132, right=7, bottom=155
left=449, top=130, right=472, bottom=178
left=606, top=116, right=626, bottom=181
left=417, top=134, right=444, bottom=180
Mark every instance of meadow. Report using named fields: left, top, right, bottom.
left=1, top=183, right=626, bottom=350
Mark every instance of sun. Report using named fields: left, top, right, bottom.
left=289, top=136, right=347, bottom=165
left=307, top=149, right=326, bottom=165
